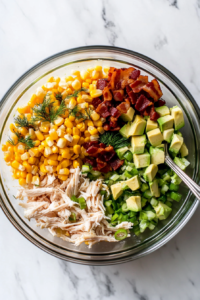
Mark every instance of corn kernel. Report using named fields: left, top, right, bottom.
left=44, top=146, right=52, bottom=156
left=84, top=130, right=90, bottom=138
left=34, top=140, right=41, bottom=147
left=64, top=134, right=73, bottom=142
left=88, top=127, right=98, bottom=135
left=79, top=137, right=85, bottom=145
left=28, top=157, right=37, bottom=165
left=80, top=70, right=90, bottom=80
left=93, top=120, right=103, bottom=127
left=90, top=89, right=103, bottom=98
left=26, top=173, right=32, bottom=184
left=73, top=160, right=80, bottom=168
left=60, top=159, right=71, bottom=168
left=95, top=66, right=102, bottom=72
left=98, top=127, right=105, bottom=134
left=13, top=170, right=20, bottom=179
left=58, top=175, right=69, bottom=181
left=54, top=116, right=64, bottom=126
left=23, top=161, right=32, bottom=172
left=73, top=127, right=80, bottom=136
left=38, top=145, right=45, bottom=153
left=86, top=78, right=92, bottom=84
left=49, top=130, right=58, bottom=140
left=32, top=176, right=40, bottom=185
left=48, top=159, right=58, bottom=166
left=21, top=152, right=30, bottom=160
left=91, top=111, right=100, bottom=121
left=18, top=127, right=29, bottom=136
left=17, top=106, right=31, bottom=114
left=64, top=118, right=73, bottom=128
left=72, top=79, right=81, bottom=90
left=77, top=96, right=84, bottom=104
left=46, top=137, right=54, bottom=147
left=82, top=82, right=89, bottom=88
left=31, top=165, right=38, bottom=175
left=29, top=128, right=36, bottom=139
left=52, top=145, right=59, bottom=153
left=11, top=160, right=20, bottom=169
left=58, top=168, right=70, bottom=175
left=10, top=123, right=16, bottom=133
left=73, top=145, right=81, bottom=155
left=15, top=153, right=21, bottom=162
left=84, top=137, right=90, bottom=143
left=91, top=70, right=100, bottom=80
left=71, top=135, right=80, bottom=145
left=61, top=148, right=71, bottom=159
left=68, top=116, right=75, bottom=122
left=35, top=130, right=44, bottom=141
left=87, top=120, right=94, bottom=127
left=48, top=154, right=58, bottom=161
left=90, top=134, right=99, bottom=141
left=89, top=84, right=96, bottom=91
left=57, top=138, right=67, bottom=149
left=2, top=144, right=7, bottom=151
left=58, top=155, right=63, bottom=161
left=19, top=178, right=26, bottom=186
left=20, top=171, right=27, bottom=178
left=40, top=164, right=47, bottom=173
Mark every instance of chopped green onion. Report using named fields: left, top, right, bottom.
left=69, top=212, right=76, bottom=222
left=114, top=229, right=128, bottom=240
left=78, top=197, right=87, bottom=209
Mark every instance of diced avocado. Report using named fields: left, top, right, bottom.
left=170, top=106, right=185, bottom=130
left=169, top=134, right=183, bottom=155
left=133, top=152, right=150, bottom=168
left=146, top=118, right=158, bottom=132
left=143, top=164, right=158, bottom=182
left=131, top=135, right=147, bottom=154
left=155, top=105, right=170, bottom=117
left=116, top=146, right=129, bottom=160
left=147, top=128, right=163, bottom=147
left=125, top=175, right=140, bottom=191
left=157, top=115, right=174, bottom=132
left=180, top=143, right=189, bottom=157
left=163, top=128, right=174, bottom=143
left=111, top=182, right=123, bottom=200
left=150, top=146, right=165, bottom=165
left=126, top=196, right=141, bottom=212
left=121, top=107, right=135, bottom=122
left=129, top=115, right=146, bottom=136
left=149, top=179, right=160, bottom=198
left=119, top=122, right=131, bottom=138
left=154, top=201, right=172, bottom=220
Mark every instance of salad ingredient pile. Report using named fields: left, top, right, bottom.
left=1, top=65, right=190, bottom=246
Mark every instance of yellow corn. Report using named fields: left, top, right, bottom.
left=93, top=120, right=103, bottom=127
left=88, top=128, right=98, bottom=135
left=58, top=175, right=69, bottom=181
left=69, top=115, right=75, bottom=122
left=20, top=171, right=27, bottom=178
left=26, top=173, right=32, bottom=184
left=89, top=83, right=96, bottom=91
left=31, top=165, right=38, bottom=175
left=28, top=157, right=37, bottom=165
left=82, top=82, right=89, bottom=88
left=19, top=178, right=26, bottom=186
left=46, top=137, right=54, bottom=147
left=57, top=138, right=67, bottom=149
left=38, top=145, right=45, bottom=153
left=23, top=161, right=32, bottom=173
left=91, top=111, right=100, bottom=121
left=80, top=70, right=90, bottom=80
left=95, top=66, right=102, bottom=72
left=79, top=137, right=85, bottom=145
left=73, top=127, right=80, bottom=136
left=4, top=153, right=12, bottom=162
left=15, top=154, right=21, bottom=162
left=2, top=144, right=8, bottom=151
left=84, top=130, right=90, bottom=138
left=52, top=145, right=59, bottom=153
left=9, top=123, right=16, bottom=133
left=29, top=128, right=36, bottom=139
left=17, top=106, right=31, bottom=114
left=11, top=160, right=20, bottom=169
left=48, top=154, right=58, bottom=161
left=90, top=134, right=99, bottom=141
left=61, top=148, right=71, bottom=159
left=35, top=130, right=45, bottom=141
left=98, top=127, right=105, bottom=134
left=73, top=145, right=81, bottom=155
left=50, top=130, right=58, bottom=140
left=73, top=160, right=80, bottom=168
left=44, top=146, right=52, bottom=156
left=58, top=168, right=70, bottom=175
left=84, top=137, right=90, bottom=143
left=40, top=164, right=47, bottom=173
left=71, top=135, right=80, bottom=145
left=48, top=159, right=58, bottom=166
left=60, top=159, right=71, bottom=168
left=32, top=176, right=40, bottom=185
left=58, top=155, right=63, bottom=161
left=90, top=89, right=103, bottom=98
left=64, top=118, right=73, bottom=128
left=91, top=70, right=100, bottom=79
left=34, top=140, right=41, bottom=147
left=66, top=128, right=72, bottom=135
left=54, top=116, right=64, bottom=126
left=72, top=79, right=81, bottom=90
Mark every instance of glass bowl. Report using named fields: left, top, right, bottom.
left=0, top=46, right=199, bottom=265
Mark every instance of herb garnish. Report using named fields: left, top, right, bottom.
left=55, top=93, right=63, bottom=101
left=14, top=115, right=35, bottom=129
left=69, top=105, right=92, bottom=120
left=8, top=131, right=35, bottom=149
left=65, top=88, right=87, bottom=99
left=99, top=131, right=130, bottom=150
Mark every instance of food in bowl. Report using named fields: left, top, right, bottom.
left=1, top=65, right=190, bottom=247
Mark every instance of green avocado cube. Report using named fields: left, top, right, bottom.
left=125, top=175, right=140, bottom=191
left=146, top=118, right=158, bottom=132
left=121, top=107, right=135, bottom=122
left=169, top=134, right=183, bottom=155
left=147, top=128, right=163, bottom=147
left=149, top=179, right=160, bottom=198
left=150, top=146, right=165, bottom=165
left=154, top=201, right=172, bottom=220
left=131, top=135, right=147, bottom=154
left=157, top=115, right=174, bottom=132
left=163, top=128, right=174, bottom=143
left=129, top=115, right=146, bottom=136
left=126, top=196, right=141, bottom=212
left=180, top=143, right=189, bottom=157
left=111, top=182, right=123, bottom=200
left=143, top=164, right=158, bottom=182
left=119, top=122, right=131, bottom=138
left=116, top=147, right=129, bottom=160
left=170, top=106, right=185, bottom=130
left=133, top=152, right=150, bottom=168
left=155, top=105, right=170, bottom=117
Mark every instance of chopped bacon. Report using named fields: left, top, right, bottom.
left=97, top=79, right=108, bottom=90
left=109, top=116, right=118, bottom=128
left=96, top=102, right=111, bottom=118
left=119, top=67, right=135, bottom=81
left=84, top=158, right=97, bottom=168
left=100, top=164, right=112, bottom=173
left=102, top=86, right=112, bottom=101
left=129, top=69, right=140, bottom=80
left=86, top=146, right=99, bottom=156
left=126, top=86, right=137, bottom=104
left=156, top=99, right=166, bottom=107
left=103, top=123, right=111, bottom=131
left=135, top=95, right=153, bottom=112
left=82, top=142, right=90, bottom=150
left=92, top=97, right=102, bottom=109
left=130, top=75, right=148, bottom=93
left=107, top=68, right=117, bottom=90
left=107, top=67, right=134, bottom=90
left=113, top=90, right=124, bottom=101
left=110, top=158, right=124, bottom=170
left=96, top=158, right=107, bottom=170
left=99, top=143, right=106, bottom=148
left=110, top=107, right=121, bottom=118
left=116, top=101, right=130, bottom=114
left=149, top=106, right=160, bottom=121
left=143, top=79, right=163, bottom=101
left=115, top=80, right=122, bottom=90
left=109, top=126, right=121, bottom=131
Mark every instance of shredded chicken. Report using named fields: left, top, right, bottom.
left=17, top=169, right=133, bottom=247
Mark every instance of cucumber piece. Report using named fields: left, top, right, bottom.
left=165, top=200, right=172, bottom=207
left=141, top=197, right=148, bottom=207
left=158, top=195, right=167, bottom=203
left=90, top=170, right=101, bottom=177
left=123, top=151, right=133, bottom=162
left=171, top=173, right=182, bottom=185
left=150, top=198, right=159, bottom=207
left=169, top=183, right=179, bottom=192
left=143, top=189, right=152, bottom=199
left=161, top=184, right=169, bottom=195
left=170, top=192, right=182, bottom=202
left=110, top=174, right=120, bottom=181
left=141, top=183, right=149, bottom=192
left=139, top=220, right=150, bottom=232
left=121, top=203, right=130, bottom=212
left=81, top=165, right=91, bottom=173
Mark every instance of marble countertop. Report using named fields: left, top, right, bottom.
left=1, top=0, right=200, bottom=299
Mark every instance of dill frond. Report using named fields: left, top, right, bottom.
left=31, top=95, right=53, bottom=123
left=8, top=131, right=35, bottom=149
left=14, top=115, right=35, bottom=128
left=49, top=100, right=67, bottom=123
left=55, top=93, right=63, bottom=101
left=99, top=131, right=130, bottom=150
left=66, top=88, right=87, bottom=99
left=68, top=105, right=92, bottom=120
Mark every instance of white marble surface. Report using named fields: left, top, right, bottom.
left=0, top=0, right=200, bottom=299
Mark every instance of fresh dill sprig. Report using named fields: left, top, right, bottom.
left=99, top=131, right=130, bottom=150
left=31, top=95, right=67, bottom=123
left=55, top=93, right=63, bottom=101
left=14, top=115, right=35, bottom=128
left=68, top=105, right=92, bottom=120
left=8, top=131, right=35, bottom=149
left=66, top=88, right=87, bottom=99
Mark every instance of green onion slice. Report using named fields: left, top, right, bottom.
left=114, top=229, right=128, bottom=241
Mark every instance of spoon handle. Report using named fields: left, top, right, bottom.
left=165, top=155, right=200, bottom=201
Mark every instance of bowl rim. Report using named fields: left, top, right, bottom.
left=0, top=45, right=199, bottom=265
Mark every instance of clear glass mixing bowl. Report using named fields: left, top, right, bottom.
left=0, top=46, right=199, bottom=265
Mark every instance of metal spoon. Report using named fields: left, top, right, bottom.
left=164, top=144, right=200, bottom=201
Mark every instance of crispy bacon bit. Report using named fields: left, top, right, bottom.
left=149, top=106, right=160, bottom=121
left=86, top=146, right=99, bottom=156
left=103, top=123, right=110, bottom=131
left=96, top=102, right=111, bottom=118
left=109, top=126, right=121, bottom=131
left=109, top=116, right=118, bottom=128
left=116, top=101, right=130, bottom=114
left=96, top=158, right=107, bottom=170
left=110, top=107, right=121, bottom=118
left=119, top=67, right=135, bottom=81
left=129, top=69, right=140, bottom=80
left=110, top=158, right=124, bottom=170
left=99, top=143, right=106, bottom=148
left=100, top=164, right=112, bottom=173
left=126, top=85, right=137, bottom=104
left=135, top=95, right=153, bottom=112
left=92, top=97, right=102, bottom=109
left=143, top=79, right=163, bottom=101
left=130, top=75, right=148, bottom=93
left=156, top=99, right=166, bottom=107
left=102, top=86, right=112, bottom=101
left=113, top=90, right=124, bottom=101
left=97, top=79, right=108, bottom=90
left=115, top=80, right=122, bottom=90
left=84, top=158, right=97, bottom=168
left=107, top=68, right=117, bottom=90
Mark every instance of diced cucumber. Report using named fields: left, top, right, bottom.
left=158, top=195, right=167, bottom=203
left=169, top=183, right=179, bottom=192
left=81, top=165, right=91, bottom=173
left=171, top=173, right=182, bottom=185
left=143, top=189, right=152, bottom=199
left=139, top=220, right=150, bottom=232
left=90, top=170, right=101, bottom=177
left=121, top=203, right=130, bottom=212
left=110, top=174, right=120, bottom=181
left=141, top=197, right=148, bottom=207
left=150, top=198, right=158, bottom=207
left=161, top=184, right=169, bottom=195
left=158, top=178, right=165, bottom=186
left=123, top=151, right=133, bottom=162
left=165, top=200, right=172, bottom=207
left=162, top=172, right=171, bottom=182
left=141, top=183, right=149, bottom=192
left=170, top=192, right=182, bottom=202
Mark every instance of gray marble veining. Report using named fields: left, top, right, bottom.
left=0, top=0, right=200, bottom=299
